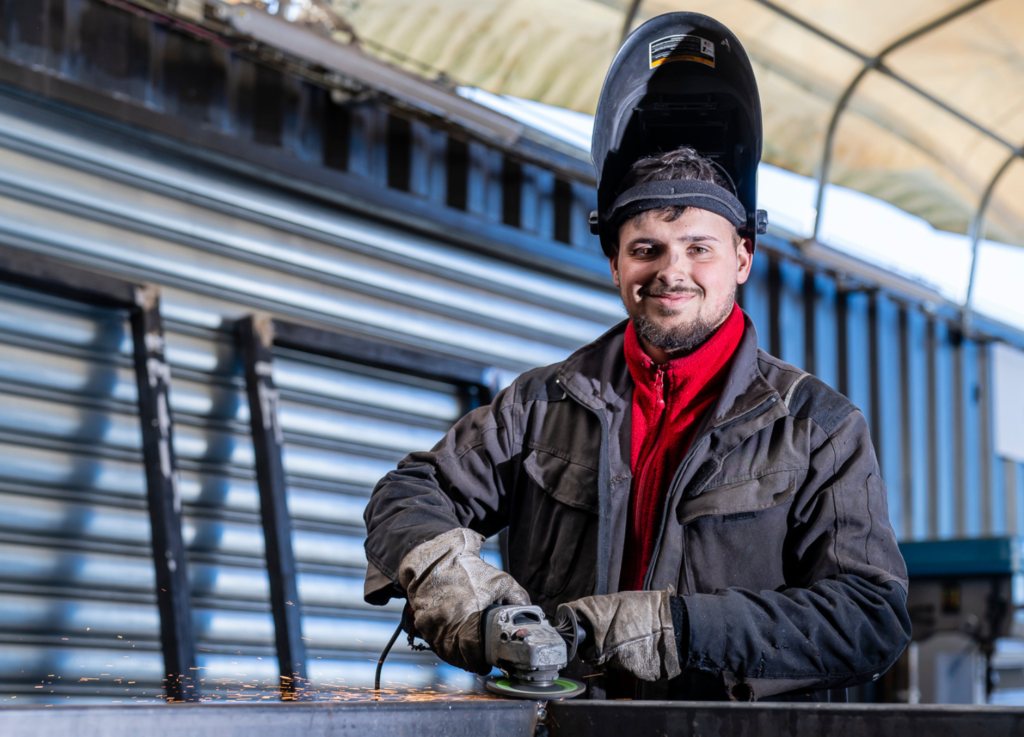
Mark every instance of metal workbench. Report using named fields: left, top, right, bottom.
left=2, top=699, right=1023, bottom=737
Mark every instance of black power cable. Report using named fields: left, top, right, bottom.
left=374, top=618, right=404, bottom=700
left=374, top=604, right=430, bottom=700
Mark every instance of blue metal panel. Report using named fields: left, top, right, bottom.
left=845, top=292, right=872, bottom=432
left=467, top=142, right=503, bottom=223
left=519, top=164, right=555, bottom=239
left=408, top=121, right=447, bottom=205
left=933, top=320, right=956, bottom=539
left=986, top=344, right=1006, bottom=535
left=961, top=339, right=982, bottom=537
left=992, top=447, right=1006, bottom=535
left=811, top=273, right=838, bottom=391
left=900, top=536, right=1022, bottom=577
left=778, top=260, right=804, bottom=369
left=742, top=254, right=771, bottom=352
left=347, top=106, right=388, bottom=185
left=569, top=181, right=599, bottom=252
left=1017, top=463, right=1024, bottom=536
left=905, top=308, right=930, bottom=540
left=874, top=293, right=904, bottom=538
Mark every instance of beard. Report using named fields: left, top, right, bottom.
left=628, top=283, right=736, bottom=355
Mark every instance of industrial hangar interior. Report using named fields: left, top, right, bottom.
left=0, top=0, right=1023, bottom=734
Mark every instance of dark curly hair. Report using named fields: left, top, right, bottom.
left=617, top=147, right=740, bottom=238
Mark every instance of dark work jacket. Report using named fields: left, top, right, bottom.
left=363, top=314, right=911, bottom=702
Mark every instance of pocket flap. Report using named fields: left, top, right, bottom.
left=676, top=469, right=799, bottom=526
left=522, top=449, right=599, bottom=513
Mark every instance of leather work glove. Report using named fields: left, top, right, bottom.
left=557, top=588, right=682, bottom=682
left=398, top=528, right=530, bottom=675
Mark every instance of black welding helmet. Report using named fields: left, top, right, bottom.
left=590, top=12, right=768, bottom=256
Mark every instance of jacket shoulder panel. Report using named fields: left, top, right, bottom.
left=756, top=351, right=856, bottom=436
left=509, top=363, right=568, bottom=405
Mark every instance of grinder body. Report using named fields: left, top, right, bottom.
left=482, top=604, right=586, bottom=699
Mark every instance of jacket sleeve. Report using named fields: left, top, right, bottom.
left=362, top=384, right=520, bottom=604
left=678, top=408, right=912, bottom=700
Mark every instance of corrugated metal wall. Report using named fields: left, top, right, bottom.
left=1, top=0, right=1024, bottom=706
left=0, top=93, right=625, bottom=702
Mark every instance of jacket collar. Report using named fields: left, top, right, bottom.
left=705, top=311, right=781, bottom=429
left=556, top=320, right=633, bottom=413
left=557, top=309, right=780, bottom=426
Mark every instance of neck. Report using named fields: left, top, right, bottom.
left=640, top=337, right=699, bottom=365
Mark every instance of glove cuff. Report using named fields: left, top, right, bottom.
left=659, top=588, right=683, bottom=680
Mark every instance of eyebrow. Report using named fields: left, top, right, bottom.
left=624, top=234, right=723, bottom=249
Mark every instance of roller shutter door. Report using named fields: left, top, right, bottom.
left=0, top=283, right=165, bottom=703
left=0, top=94, right=620, bottom=702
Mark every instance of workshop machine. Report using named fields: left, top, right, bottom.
left=897, top=537, right=1024, bottom=703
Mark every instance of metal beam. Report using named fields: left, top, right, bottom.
left=0, top=245, right=198, bottom=702
left=965, top=152, right=1020, bottom=313
left=238, top=314, right=308, bottom=700
left=130, top=285, right=199, bottom=703
left=271, top=319, right=497, bottom=390
left=223, top=3, right=524, bottom=146
left=620, top=0, right=643, bottom=45
left=794, top=0, right=996, bottom=240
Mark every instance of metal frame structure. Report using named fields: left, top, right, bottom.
left=0, top=245, right=197, bottom=702
left=747, top=0, right=1020, bottom=319
left=621, top=0, right=1021, bottom=317
left=236, top=313, right=499, bottom=700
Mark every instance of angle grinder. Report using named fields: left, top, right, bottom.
left=481, top=603, right=587, bottom=699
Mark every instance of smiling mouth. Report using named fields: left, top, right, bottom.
left=639, top=288, right=701, bottom=307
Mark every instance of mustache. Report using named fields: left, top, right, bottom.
left=639, top=284, right=704, bottom=298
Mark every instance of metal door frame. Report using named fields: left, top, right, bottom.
left=0, top=244, right=198, bottom=702
left=237, top=313, right=498, bottom=699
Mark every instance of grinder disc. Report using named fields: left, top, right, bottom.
left=484, top=676, right=586, bottom=700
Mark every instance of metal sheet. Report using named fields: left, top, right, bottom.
left=1, top=700, right=1024, bottom=736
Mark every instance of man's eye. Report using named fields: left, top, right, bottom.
left=633, top=246, right=655, bottom=256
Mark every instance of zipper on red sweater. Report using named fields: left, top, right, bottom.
left=631, top=366, right=668, bottom=571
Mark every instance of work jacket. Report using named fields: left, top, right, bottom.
left=363, top=314, right=911, bottom=702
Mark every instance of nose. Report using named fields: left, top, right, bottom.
left=651, top=244, right=690, bottom=285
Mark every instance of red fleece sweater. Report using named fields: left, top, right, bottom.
left=619, top=303, right=745, bottom=591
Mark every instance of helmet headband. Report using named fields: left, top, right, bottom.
left=606, top=179, right=746, bottom=233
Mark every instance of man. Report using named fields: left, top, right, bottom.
left=363, top=14, right=910, bottom=702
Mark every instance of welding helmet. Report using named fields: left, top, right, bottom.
left=590, top=12, right=768, bottom=257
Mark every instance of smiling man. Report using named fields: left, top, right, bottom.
left=363, top=13, right=910, bottom=703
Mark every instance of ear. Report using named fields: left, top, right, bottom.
left=736, top=239, right=753, bottom=284
left=610, top=252, right=621, bottom=288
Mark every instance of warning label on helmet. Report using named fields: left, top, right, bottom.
left=649, top=34, right=715, bottom=69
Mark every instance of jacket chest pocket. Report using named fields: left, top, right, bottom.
left=675, top=470, right=801, bottom=594
left=509, top=449, right=598, bottom=601
left=676, top=468, right=801, bottom=526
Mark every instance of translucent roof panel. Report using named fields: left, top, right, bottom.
left=344, top=0, right=625, bottom=114
left=884, top=0, right=1024, bottom=147
left=749, top=0, right=974, bottom=57
left=830, top=69, right=1009, bottom=238
left=984, top=157, right=1024, bottom=249
left=334, top=0, right=1024, bottom=251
